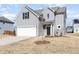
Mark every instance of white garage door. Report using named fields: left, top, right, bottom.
left=16, top=27, right=37, bottom=36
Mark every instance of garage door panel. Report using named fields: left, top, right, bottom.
left=16, top=27, right=36, bottom=36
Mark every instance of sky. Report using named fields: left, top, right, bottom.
left=0, top=4, right=79, bottom=27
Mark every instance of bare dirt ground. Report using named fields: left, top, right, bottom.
left=0, top=33, right=79, bottom=54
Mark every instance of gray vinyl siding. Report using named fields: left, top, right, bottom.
left=42, top=8, right=54, bottom=21
left=16, top=6, right=38, bottom=28
left=37, top=21, right=43, bottom=36
left=54, top=14, right=66, bottom=35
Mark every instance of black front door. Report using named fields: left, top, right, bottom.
left=47, top=27, right=50, bottom=35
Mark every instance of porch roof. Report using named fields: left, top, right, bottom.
left=42, top=20, right=54, bottom=25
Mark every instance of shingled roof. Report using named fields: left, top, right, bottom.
left=51, top=7, right=66, bottom=14
left=0, top=16, right=14, bottom=24
left=34, top=7, right=66, bottom=16
left=34, top=9, right=43, bottom=16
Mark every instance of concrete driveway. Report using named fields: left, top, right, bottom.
left=0, top=36, right=31, bottom=46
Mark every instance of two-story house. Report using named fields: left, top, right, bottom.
left=16, top=5, right=67, bottom=36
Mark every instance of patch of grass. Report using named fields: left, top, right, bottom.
left=34, top=40, right=50, bottom=45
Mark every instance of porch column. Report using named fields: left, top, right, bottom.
left=52, top=25, right=54, bottom=36
left=50, top=24, right=53, bottom=36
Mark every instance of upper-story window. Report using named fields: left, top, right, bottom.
left=23, top=12, right=29, bottom=19
left=47, top=14, right=49, bottom=19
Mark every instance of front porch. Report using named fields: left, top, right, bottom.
left=42, top=21, right=55, bottom=36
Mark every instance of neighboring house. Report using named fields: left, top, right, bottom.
left=66, top=26, right=73, bottom=33
left=73, top=19, right=79, bottom=33
left=16, top=5, right=67, bottom=36
left=0, top=16, right=14, bottom=35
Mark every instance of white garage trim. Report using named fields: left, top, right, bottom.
left=16, top=27, right=37, bottom=36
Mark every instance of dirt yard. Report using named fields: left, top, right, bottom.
left=0, top=33, right=79, bottom=54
